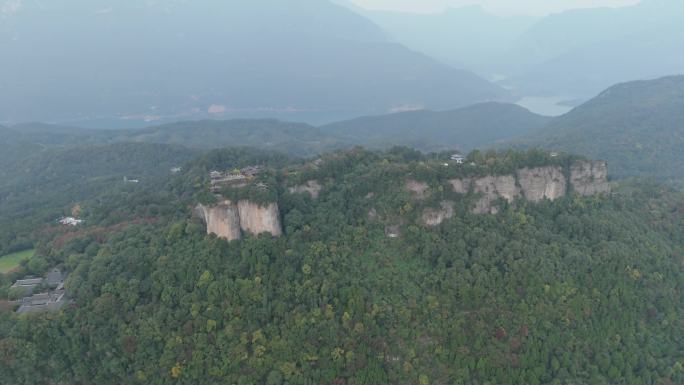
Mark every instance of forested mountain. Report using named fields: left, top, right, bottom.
left=124, top=120, right=340, bottom=157
left=0, top=125, right=42, bottom=167
left=517, top=76, right=684, bottom=186
left=5, top=120, right=342, bottom=157
left=501, top=0, right=684, bottom=97
left=323, top=102, right=551, bottom=152
left=0, top=142, right=198, bottom=255
left=1, top=147, right=684, bottom=384
left=0, top=0, right=507, bottom=126
left=4, top=103, right=550, bottom=156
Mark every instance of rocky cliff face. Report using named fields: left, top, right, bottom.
left=449, top=178, right=471, bottom=194
left=196, top=201, right=242, bottom=241
left=288, top=180, right=323, bottom=199
left=472, top=175, right=520, bottom=214
left=406, top=180, right=430, bottom=200
left=518, top=167, right=566, bottom=202
left=450, top=175, right=520, bottom=214
left=422, top=201, right=455, bottom=226
left=448, top=162, right=609, bottom=215
left=571, top=161, right=611, bottom=196
left=237, top=200, right=283, bottom=237
left=196, top=199, right=282, bottom=240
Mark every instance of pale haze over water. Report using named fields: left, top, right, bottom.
left=350, top=0, right=641, bottom=15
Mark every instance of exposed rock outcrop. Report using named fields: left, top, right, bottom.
left=449, top=178, right=471, bottom=194
left=237, top=200, right=283, bottom=237
left=449, top=162, right=609, bottom=214
left=196, top=199, right=282, bottom=240
left=385, top=225, right=402, bottom=238
left=406, top=180, right=429, bottom=200
left=196, top=201, right=242, bottom=241
left=518, top=167, right=566, bottom=202
left=288, top=180, right=323, bottom=199
left=368, top=208, right=378, bottom=220
left=422, top=201, right=455, bottom=226
left=571, top=161, right=611, bottom=196
left=472, top=175, right=519, bottom=214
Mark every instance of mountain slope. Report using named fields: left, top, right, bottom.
left=323, top=102, right=551, bottom=152
left=2, top=147, right=684, bottom=384
left=4, top=103, right=550, bottom=156
left=126, top=120, right=344, bottom=157
left=521, top=76, right=684, bottom=184
left=503, top=0, right=684, bottom=97
left=361, top=6, right=537, bottom=75
left=0, top=0, right=507, bottom=126
left=0, top=141, right=199, bottom=254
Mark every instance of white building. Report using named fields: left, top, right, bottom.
left=450, top=154, right=465, bottom=164
left=59, top=217, right=83, bottom=226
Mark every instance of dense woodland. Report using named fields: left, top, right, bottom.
left=0, top=142, right=198, bottom=256
left=1, top=147, right=683, bottom=385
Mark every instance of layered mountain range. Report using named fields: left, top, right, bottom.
left=0, top=0, right=507, bottom=126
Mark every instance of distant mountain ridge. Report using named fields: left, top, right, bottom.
left=358, top=6, right=537, bottom=75
left=322, top=102, right=551, bottom=152
left=501, top=0, right=684, bottom=97
left=341, top=0, right=684, bottom=100
left=0, top=0, right=507, bottom=126
left=5, top=103, right=550, bottom=157
left=7, top=75, right=684, bottom=188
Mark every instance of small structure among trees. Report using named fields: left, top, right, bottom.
left=210, top=166, right=265, bottom=193
left=58, top=217, right=83, bottom=226
left=450, top=153, right=466, bottom=164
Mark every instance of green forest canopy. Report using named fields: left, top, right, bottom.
left=1, top=147, right=683, bottom=385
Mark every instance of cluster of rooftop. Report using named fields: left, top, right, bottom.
left=11, top=268, right=68, bottom=314
left=210, top=165, right=264, bottom=193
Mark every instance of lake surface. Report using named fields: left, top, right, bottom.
left=516, top=96, right=575, bottom=117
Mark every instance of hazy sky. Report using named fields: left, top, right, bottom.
left=349, top=0, right=641, bottom=16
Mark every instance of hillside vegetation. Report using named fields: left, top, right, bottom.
left=323, top=102, right=551, bottom=152
left=518, top=76, right=684, bottom=186
left=1, top=148, right=683, bottom=384
left=0, top=142, right=198, bottom=255
left=5, top=103, right=550, bottom=157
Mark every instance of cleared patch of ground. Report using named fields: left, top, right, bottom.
left=0, top=249, right=35, bottom=274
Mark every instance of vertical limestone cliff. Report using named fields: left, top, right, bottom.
left=518, top=167, right=567, bottom=202
left=448, top=161, right=609, bottom=215
left=196, top=200, right=282, bottom=240
left=450, top=176, right=520, bottom=214
left=571, top=161, right=611, bottom=196
left=237, top=200, right=283, bottom=237
left=196, top=201, right=242, bottom=241
left=472, top=175, right=520, bottom=214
